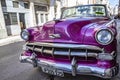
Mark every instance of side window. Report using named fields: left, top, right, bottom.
left=4, top=13, right=18, bottom=25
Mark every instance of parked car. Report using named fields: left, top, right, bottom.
left=20, top=4, right=119, bottom=79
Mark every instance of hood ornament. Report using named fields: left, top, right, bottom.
left=49, top=34, right=61, bottom=39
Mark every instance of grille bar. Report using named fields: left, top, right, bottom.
left=26, top=42, right=102, bottom=51
left=26, top=42, right=102, bottom=59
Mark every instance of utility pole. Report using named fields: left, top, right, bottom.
left=118, top=0, right=120, bottom=18
left=48, top=0, right=55, bottom=20
left=88, top=0, right=89, bottom=4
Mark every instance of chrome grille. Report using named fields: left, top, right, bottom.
left=25, top=42, right=102, bottom=60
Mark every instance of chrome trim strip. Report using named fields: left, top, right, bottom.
left=49, top=34, right=61, bottom=39
left=105, top=19, right=115, bottom=27
left=26, top=42, right=102, bottom=51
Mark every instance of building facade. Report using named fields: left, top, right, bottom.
left=61, top=0, right=109, bottom=7
left=0, top=0, right=111, bottom=38
left=0, top=0, right=49, bottom=37
left=0, top=0, right=7, bottom=39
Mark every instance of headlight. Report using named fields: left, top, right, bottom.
left=20, top=29, right=29, bottom=41
left=95, top=29, right=113, bottom=45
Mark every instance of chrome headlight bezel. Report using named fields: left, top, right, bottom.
left=20, top=29, right=30, bottom=41
left=95, top=29, right=114, bottom=45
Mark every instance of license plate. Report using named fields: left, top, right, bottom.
left=41, top=66, right=64, bottom=77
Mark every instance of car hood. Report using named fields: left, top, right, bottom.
left=31, top=17, right=110, bottom=44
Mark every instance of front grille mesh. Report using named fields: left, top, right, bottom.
left=26, top=42, right=102, bottom=60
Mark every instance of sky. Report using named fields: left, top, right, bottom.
left=109, top=0, right=119, bottom=7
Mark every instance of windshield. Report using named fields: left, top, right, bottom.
left=62, top=5, right=107, bottom=18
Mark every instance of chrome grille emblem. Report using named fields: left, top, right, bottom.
left=49, top=34, right=61, bottom=39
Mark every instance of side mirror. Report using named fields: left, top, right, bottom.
left=114, top=15, right=118, bottom=19
left=113, top=14, right=120, bottom=19
left=112, top=4, right=119, bottom=19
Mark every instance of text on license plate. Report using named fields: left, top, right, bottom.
left=41, top=66, right=64, bottom=77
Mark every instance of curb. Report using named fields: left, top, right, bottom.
left=0, top=36, right=23, bottom=46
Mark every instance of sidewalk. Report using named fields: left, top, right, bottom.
left=0, top=35, right=23, bottom=46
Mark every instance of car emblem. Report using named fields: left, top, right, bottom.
left=49, top=34, right=61, bottom=39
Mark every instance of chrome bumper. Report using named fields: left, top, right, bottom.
left=20, top=54, right=119, bottom=79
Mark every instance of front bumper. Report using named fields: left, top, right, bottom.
left=20, top=54, right=119, bottom=79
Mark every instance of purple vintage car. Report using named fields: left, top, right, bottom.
left=20, top=4, right=119, bottom=79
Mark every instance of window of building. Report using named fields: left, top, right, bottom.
left=10, top=13, right=18, bottom=25
left=45, top=14, right=48, bottom=22
left=4, top=13, right=11, bottom=25
left=13, top=1, right=19, bottom=8
left=35, top=5, right=47, bottom=11
left=4, top=13, right=18, bottom=25
left=40, top=14, right=44, bottom=23
left=24, top=2, right=29, bottom=9
left=1, top=0, right=6, bottom=7
left=36, top=13, right=38, bottom=24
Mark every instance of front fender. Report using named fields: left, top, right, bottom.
left=83, top=24, right=117, bottom=53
